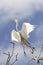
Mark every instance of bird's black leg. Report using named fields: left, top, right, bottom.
left=23, top=46, right=26, bottom=55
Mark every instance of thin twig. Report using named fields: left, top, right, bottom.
left=38, top=44, right=43, bottom=58
left=3, top=42, right=15, bottom=65
left=10, top=53, right=18, bottom=65
left=11, top=42, right=15, bottom=57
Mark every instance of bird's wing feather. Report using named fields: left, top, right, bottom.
left=21, top=22, right=35, bottom=39
left=11, top=30, right=21, bottom=42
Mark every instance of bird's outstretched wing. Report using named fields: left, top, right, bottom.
left=21, top=22, right=35, bottom=39
left=11, top=30, right=21, bottom=42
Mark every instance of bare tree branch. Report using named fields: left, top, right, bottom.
left=27, top=44, right=43, bottom=65
left=10, top=42, right=15, bottom=57
left=6, top=52, right=11, bottom=65
left=10, top=53, right=18, bottom=65
left=3, top=42, right=15, bottom=65
left=38, top=44, right=43, bottom=58
left=37, top=62, right=41, bottom=65
left=3, top=53, right=9, bottom=55
left=39, top=57, right=43, bottom=60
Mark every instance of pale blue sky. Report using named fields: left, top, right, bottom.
left=0, top=0, right=43, bottom=65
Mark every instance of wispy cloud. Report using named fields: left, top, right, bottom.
left=0, top=0, right=43, bottom=29
left=0, top=0, right=43, bottom=23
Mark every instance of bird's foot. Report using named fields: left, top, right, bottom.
left=24, top=51, right=26, bottom=55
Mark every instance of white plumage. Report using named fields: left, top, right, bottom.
left=11, top=30, right=21, bottom=42
left=11, top=22, right=34, bottom=42
left=20, top=22, right=34, bottom=39
left=11, top=19, right=35, bottom=54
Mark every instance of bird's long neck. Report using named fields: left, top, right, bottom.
left=16, top=23, right=18, bottom=32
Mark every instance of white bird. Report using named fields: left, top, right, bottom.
left=11, top=19, right=35, bottom=55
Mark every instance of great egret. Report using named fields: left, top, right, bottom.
left=11, top=19, right=35, bottom=55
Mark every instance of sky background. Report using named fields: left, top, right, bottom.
left=0, top=0, right=43, bottom=65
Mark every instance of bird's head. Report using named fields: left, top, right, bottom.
left=13, top=19, right=18, bottom=26
left=13, top=19, right=19, bottom=31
